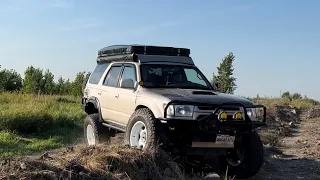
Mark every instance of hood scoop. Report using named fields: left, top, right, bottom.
left=192, top=91, right=217, bottom=95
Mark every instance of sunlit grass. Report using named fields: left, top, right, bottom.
left=0, top=92, right=85, bottom=159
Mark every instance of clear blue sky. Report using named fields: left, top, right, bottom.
left=0, top=0, right=319, bottom=99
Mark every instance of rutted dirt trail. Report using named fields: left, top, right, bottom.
left=280, top=116, right=320, bottom=160
left=252, top=112, right=320, bottom=180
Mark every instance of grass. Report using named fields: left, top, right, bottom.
left=253, top=97, right=318, bottom=110
left=0, top=92, right=86, bottom=159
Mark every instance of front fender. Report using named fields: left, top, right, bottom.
left=135, top=96, right=164, bottom=118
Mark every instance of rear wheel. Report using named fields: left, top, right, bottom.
left=83, top=113, right=113, bottom=146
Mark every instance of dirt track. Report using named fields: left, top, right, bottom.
left=251, top=113, right=320, bottom=180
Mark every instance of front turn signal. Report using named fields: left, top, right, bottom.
left=138, top=81, right=144, bottom=86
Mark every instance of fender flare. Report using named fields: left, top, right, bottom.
left=86, top=96, right=103, bottom=122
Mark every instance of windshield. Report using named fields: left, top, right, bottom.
left=140, top=64, right=213, bottom=90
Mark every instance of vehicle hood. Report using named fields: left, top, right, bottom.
left=147, top=88, right=253, bottom=106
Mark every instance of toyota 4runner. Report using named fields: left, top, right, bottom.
left=81, top=44, right=267, bottom=179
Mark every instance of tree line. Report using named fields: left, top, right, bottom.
left=0, top=65, right=88, bottom=97
left=0, top=53, right=237, bottom=97
left=0, top=52, right=316, bottom=102
left=1, top=52, right=236, bottom=97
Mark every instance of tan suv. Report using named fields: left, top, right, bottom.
left=81, top=45, right=267, bottom=179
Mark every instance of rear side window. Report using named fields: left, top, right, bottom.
left=88, top=63, right=110, bottom=84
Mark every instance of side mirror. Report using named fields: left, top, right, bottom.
left=212, top=82, right=221, bottom=92
left=120, top=78, right=135, bottom=89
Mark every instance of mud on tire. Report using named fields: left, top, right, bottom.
left=223, top=130, right=264, bottom=179
left=124, top=108, right=164, bottom=149
left=83, top=113, right=113, bottom=146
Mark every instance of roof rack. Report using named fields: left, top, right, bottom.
left=98, top=44, right=190, bottom=57
left=96, top=44, right=193, bottom=64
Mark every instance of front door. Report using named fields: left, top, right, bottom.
left=99, top=63, right=124, bottom=125
left=114, top=63, right=138, bottom=124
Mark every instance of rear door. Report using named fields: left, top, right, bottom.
left=84, top=63, right=110, bottom=99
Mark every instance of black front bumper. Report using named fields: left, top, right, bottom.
left=161, top=101, right=266, bottom=148
left=164, top=100, right=266, bottom=124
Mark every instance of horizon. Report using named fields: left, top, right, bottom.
left=1, top=0, right=319, bottom=100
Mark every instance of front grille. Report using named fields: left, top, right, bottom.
left=196, top=114, right=242, bottom=121
left=197, top=106, right=217, bottom=111
left=197, top=106, right=240, bottom=111
left=197, top=115, right=207, bottom=120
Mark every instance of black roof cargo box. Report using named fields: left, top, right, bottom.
left=98, top=44, right=190, bottom=57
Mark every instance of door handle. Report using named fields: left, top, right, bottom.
left=98, top=92, right=102, bottom=95
left=115, top=94, right=119, bottom=98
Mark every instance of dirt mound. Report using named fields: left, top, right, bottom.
left=260, top=105, right=300, bottom=146
left=0, top=145, right=207, bottom=180
left=274, top=105, right=299, bottom=122
left=306, top=105, right=320, bottom=119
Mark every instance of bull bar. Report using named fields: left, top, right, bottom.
left=163, top=100, right=267, bottom=126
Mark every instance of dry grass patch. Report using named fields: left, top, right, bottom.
left=0, top=144, right=206, bottom=180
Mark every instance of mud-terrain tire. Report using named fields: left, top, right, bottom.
left=83, top=113, right=112, bottom=146
left=124, top=108, right=164, bottom=150
left=223, top=130, right=264, bottom=179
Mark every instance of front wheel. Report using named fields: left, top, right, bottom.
left=222, top=130, right=264, bottom=179
left=124, top=108, right=163, bottom=150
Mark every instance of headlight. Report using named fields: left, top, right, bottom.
left=246, top=108, right=257, bottom=118
left=166, top=105, right=195, bottom=117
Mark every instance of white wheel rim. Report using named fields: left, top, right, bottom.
left=86, top=124, right=95, bottom=146
left=130, top=121, right=147, bottom=149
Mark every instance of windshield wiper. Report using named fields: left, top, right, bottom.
left=143, top=85, right=212, bottom=90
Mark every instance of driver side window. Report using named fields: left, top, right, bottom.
left=121, top=65, right=136, bottom=82
left=103, top=65, right=122, bottom=87
left=184, top=69, right=207, bottom=86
